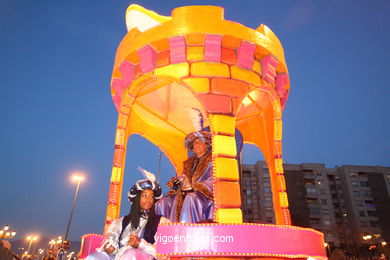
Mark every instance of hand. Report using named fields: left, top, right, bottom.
left=128, top=234, right=140, bottom=248
left=103, top=244, right=115, bottom=254
left=167, top=177, right=181, bottom=190
left=172, top=177, right=181, bottom=189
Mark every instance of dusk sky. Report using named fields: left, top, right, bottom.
left=1, top=0, right=389, bottom=242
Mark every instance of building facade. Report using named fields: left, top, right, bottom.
left=241, top=161, right=390, bottom=248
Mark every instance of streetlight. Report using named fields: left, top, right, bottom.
left=363, top=234, right=372, bottom=241
left=0, top=225, right=16, bottom=239
left=26, top=235, right=39, bottom=255
left=49, top=239, right=55, bottom=249
left=64, top=174, right=85, bottom=244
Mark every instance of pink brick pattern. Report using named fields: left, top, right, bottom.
left=275, top=73, right=289, bottom=98
left=261, top=55, right=279, bottom=83
left=169, top=36, right=186, bottom=64
left=112, top=94, right=121, bottom=111
left=118, top=61, right=135, bottom=86
left=204, top=34, right=222, bottom=62
left=111, top=61, right=136, bottom=110
left=111, top=35, right=290, bottom=112
left=280, top=91, right=289, bottom=109
left=237, top=41, right=256, bottom=70
left=137, top=45, right=157, bottom=73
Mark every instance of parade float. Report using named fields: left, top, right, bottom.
left=79, top=4, right=327, bottom=259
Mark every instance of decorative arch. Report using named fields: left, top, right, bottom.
left=105, top=75, right=209, bottom=229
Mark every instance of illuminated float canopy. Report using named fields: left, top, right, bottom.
left=79, top=4, right=327, bottom=260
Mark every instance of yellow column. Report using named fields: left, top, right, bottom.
left=210, top=114, right=243, bottom=223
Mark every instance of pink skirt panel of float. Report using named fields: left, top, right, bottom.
left=155, top=223, right=327, bottom=259
left=78, top=234, right=103, bottom=259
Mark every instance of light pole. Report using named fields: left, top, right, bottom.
left=26, top=235, right=39, bottom=255
left=64, top=174, right=85, bottom=243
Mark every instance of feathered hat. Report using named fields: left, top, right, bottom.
left=185, top=108, right=211, bottom=151
left=127, top=167, right=162, bottom=202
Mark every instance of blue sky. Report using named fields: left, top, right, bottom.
left=0, top=0, right=389, bottom=241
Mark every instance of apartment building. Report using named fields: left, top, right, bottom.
left=241, top=161, right=390, bottom=248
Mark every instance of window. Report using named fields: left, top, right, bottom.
left=359, top=211, right=366, bottom=217
left=309, top=207, right=321, bottom=214
left=354, top=191, right=360, bottom=197
left=265, top=196, right=272, bottom=201
left=309, top=218, right=320, bottom=224
left=316, top=172, right=322, bottom=176
left=352, top=181, right=360, bottom=187
left=319, top=189, right=326, bottom=195
left=322, top=209, right=330, bottom=215
left=323, top=220, right=331, bottom=225
left=264, top=187, right=271, bottom=193
left=367, top=211, right=377, bottom=217
left=361, top=221, right=370, bottom=227
left=243, top=171, right=251, bottom=178
left=306, top=187, right=317, bottom=193
left=358, top=172, right=367, bottom=178
left=362, top=190, right=372, bottom=197
left=360, top=181, right=369, bottom=187
left=305, top=179, right=315, bottom=185
left=263, top=177, right=270, bottom=183
left=321, top=199, right=327, bottom=205
left=370, top=221, right=380, bottom=227
left=307, top=198, right=318, bottom=203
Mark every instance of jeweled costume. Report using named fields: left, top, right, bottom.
left=156, top=131, right=214, bottom=223
left=86, top=178, right=168, bottom=260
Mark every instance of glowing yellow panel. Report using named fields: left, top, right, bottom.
left=191, top=62, right=230, bottom=78
left=187, top=46, right=204, bottom=61
left=276, top=174, right=286, bottom=191
left=274, top=158, right=284, bottom=174
left=214, top=157, right=239, bottom=180
left=210, top=114, right=236, bottom=135
left=213, top=135, right=237, bottom=157
left=252, top=60, right=262, bottom=76
left=274, top=120, right=282, bottom=140
left=182, top=77, right=210, bottom=93
left=117, top=113, right=129, bottom=129
left=154, top=63, right=189, bottom=79
left=115, top=128, right=126, bottom=146
left=279, top=191, right=289, bottom=207
left=110, top=167, right=122, bottom=183
left=215, top=208, right=243, bottom=223
left=119, top=104, right=131, bottom=114
left=106, top=204, right=118, bottom=219
left=231, top=66, right=260, bottom=86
